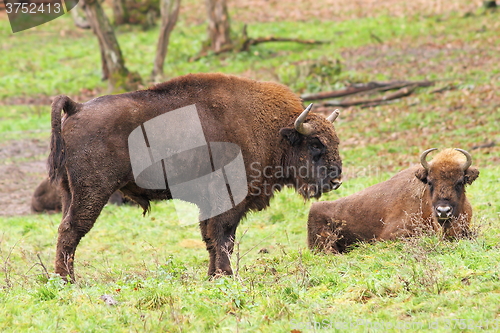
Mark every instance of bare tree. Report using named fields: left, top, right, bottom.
left=205, top=0, right=232, bottom=52
left=81, top=0, right=141, bottom=92
left=112, top=0, right=160, bottom=29
left=152, top=0, right=181, bottom=81
left=112, top=0, right=129, bottom=25
left=483, top=1, right=497, bottom=8
left=71, top=4, right=91, bottom=29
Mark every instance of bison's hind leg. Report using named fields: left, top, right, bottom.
left=55, top=183, right=117, bottom=282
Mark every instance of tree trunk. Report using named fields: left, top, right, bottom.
left=97, top=38, right=109, bottom=81
left=151, top=0, right=181, bottom=81
left=483, top=1, right=497, bottom=9
left=113, top=0, right=160, bottom=29
left=81, top=0, right=141, bottom=92
left=205, top=0, right=232, bottom=52
left=71, top=4, right=91, bottom=30
left=112, top=0, right=129, bottom=25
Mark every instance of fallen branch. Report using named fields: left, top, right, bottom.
left=240, top=36, right=326, bottom=52
left=190, top=25, right=327, bottom=62
left=302, top=80, right=434, bottom=101
left=368, top=80, right=433, bottom=93
left=359, top=99, right=398, bottom=109
left=322, top=85, right=418, bottom=108
left=301, top=82, right=392, bottom=101
left=430, top=84, right=457, bottom=94
left=471, top=141, right=496, bottom=150
left=370, top=32, right=383, bottom=44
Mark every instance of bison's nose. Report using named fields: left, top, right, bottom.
left=436, top=205, right=452, bottom=219
left=331, top=178, right=342, bottom=190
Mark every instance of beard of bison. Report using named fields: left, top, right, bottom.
left=415, top=148, right=479, bottom=233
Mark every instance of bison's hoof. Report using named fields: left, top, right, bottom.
left=210, top=268, right=233, bottom=279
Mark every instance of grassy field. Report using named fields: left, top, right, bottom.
left=1, top=1, right=500, bottom=332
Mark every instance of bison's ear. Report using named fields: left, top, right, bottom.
left=464, top=167, right=479, bottom=185
left=415, top=167, right=428, bottom=183
left=280, top=127, right=303, bottom=146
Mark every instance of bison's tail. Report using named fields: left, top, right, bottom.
left=48, top=95, right=79, bottom=183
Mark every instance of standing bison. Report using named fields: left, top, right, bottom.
left=49, top=73, right=342, bottom=280
left=308, top=148, right=479, bottom=253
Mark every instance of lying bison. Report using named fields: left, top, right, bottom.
left=32, top=178, right=129, bottom=213
left=49, top=73, right=343, bottom=280
left=308, top=148, right=478, bottom=253
left=32, top=178, right=62, bottom=213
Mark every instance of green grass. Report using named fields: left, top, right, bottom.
left=1, top=171, right=499, bottom=332
left=1, top=5, right=500, bottom=333
left=0, top=105, right=51, bottom=141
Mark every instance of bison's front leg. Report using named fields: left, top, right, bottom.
left=200, top=208, right=244, bottom=276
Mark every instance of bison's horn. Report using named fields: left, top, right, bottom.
left=326, top=109, right=340, bottom=123
left=455, top=148, right=472, bottom=170
left=295, top=103, right=314, bottom=135
left=420, top=148, right=438, bottom=170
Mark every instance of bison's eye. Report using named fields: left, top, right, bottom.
left=427, top=181, right=434, bottom=193
left=308, top=139, right=325, bottom=162
left=310, top=143, right=322, bottom=152
left=309, top=143, right=324, bottom=155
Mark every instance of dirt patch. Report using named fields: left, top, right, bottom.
left=0, top=88, right=106, bottom=107
left=0, top=138, right=50, bottom=216
left=0, top=0, right=480, bottom=24
left=340, top=40, right=500, bottom=82
left=181, top=0, right=479, bottom=24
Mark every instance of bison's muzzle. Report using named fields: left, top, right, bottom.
left=435, top=204, right=453, bottom=220
left=330, top=177, right=342, bottom=190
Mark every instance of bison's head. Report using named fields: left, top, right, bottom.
left=415, top=148, right=479, bottom=223
left=279, top=104, right=342, bottom=199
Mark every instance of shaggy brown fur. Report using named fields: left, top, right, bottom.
left=31, top=178, right=129, bottom=213
left=48, top=73, right=342, bottom=280
left=308, top=148, right=479, bottom=253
